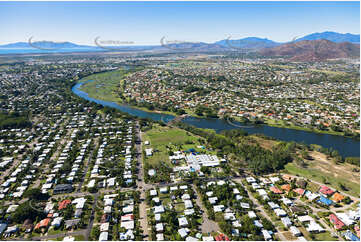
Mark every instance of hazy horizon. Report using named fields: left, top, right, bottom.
left=0, top=1, right=359, bottom=45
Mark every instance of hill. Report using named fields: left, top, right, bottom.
left=215, top=37, right=280, bottom=49
left=296, top=31, right=360, bottom=43
left=0, top=41, right=92, bottom=49
left=259, top=39, right=360, bottom=61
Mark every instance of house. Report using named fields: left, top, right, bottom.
left=99, top=231, right=108, bottom=241
left=329, top=214, right=345, bottom=230
left=281, top=184, right=291, bottom=193
left=319, top=185, right=334, bottom=196
left=270, top=186, right=283, bottom=194
left=156, top=223, right=164, bottom=232
left=262, top=229, right=272, bottom=241
left=209, top=197, right=218, bottom=205
left=213, top=205, right=225, bottom=213
left=202, top=236, right=214, bottom=241
left=51, top=217, right=63, bottom=228
left=306, top=221, right=325, bottom=233
left=178, top=217, right=189, bottom=227
left=100, top=223, right=109, bottom=232
left=121, top=214, right=134, bottom=222
left=281, top=217, right=292, bottom=227
left=184, top=200, right=193, bottom=209
left=215, top=234, right=230, bottom=241
left=290, top=226, right=301, bottom=236
left=282, top=174, right=294, bottom=182
left=343, top=230, right=359, bottom=241
left=282, top=197, right=293, bottom=206
left=0, top=223, right=7, bottom=236
left=267, top=202, right=279, bottom=210
left=224, top=212, right=236, bottom=221
left=274, top=208, right=287, bottom=217
left=121, top=220, right=134, bottom=230
left=154, top=205, right=165, bottom=214
left=122, top=205, right=134, bottom=214
left=156, top=233, right=164, bottom=241
left=248, top=211, right=257, bottom=219
left=332, top=193, right=345, bottom=203
left=269, top=177, right=280, bottom=183
left=150, top=189, right=157, bottom=196
left=178, top=228, right=189, bottom=238
left=305, top=191, right=319, bottom=201
left=58, top=200, right=72, bottom=210
left=294, top=188, right=305, bottom=196
left=119, top=230, right=134, bottom=241
left=145, top=148, right=153, bottom=156
left=246, top=177, right=256, bottom=183
left=64, top=219, right=80, bottom=230
left=34, top=218, right=51, bottom=231
left=184, top=209, right=195, bottom=216
left=53, top=184, right=73, bottom=194
left=318, top=196, right=333, bottom=206
left=336, top=213, right=355, bottom=226
left=160, top=187, right=168, bottom=194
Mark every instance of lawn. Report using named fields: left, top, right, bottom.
left=313, top=231, right=338, bottom=241
left=284, top=163, right=360, bottom=197
left=78, top=67, right=139, bottom=103
left=143, top=125, right=203, bottom=167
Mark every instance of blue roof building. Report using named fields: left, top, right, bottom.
left=317, top=196, right=333, bottom=206
left=343, top=231, right=360, bottom=241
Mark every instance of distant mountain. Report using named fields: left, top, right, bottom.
left=160, top=42, right=227, bottom=51
left=215, top=37, right=280, bottom=49
left=259, top=39, right=360, bottom=61
left=296, top=31, right=360, bottom=43
left=0, top=41, right=92, bottom=49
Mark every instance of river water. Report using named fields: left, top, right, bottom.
left=72, top=80, right=360, bottom=158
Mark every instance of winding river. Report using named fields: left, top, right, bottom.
left=72, top=80, right=360, bottom=158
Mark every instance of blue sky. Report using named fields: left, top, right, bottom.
left=0, top=1, right=359, bottom=45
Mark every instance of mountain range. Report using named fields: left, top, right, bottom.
left=259, top=39, right=360, bottom=62
left=0, top=31, right=359, bottom=61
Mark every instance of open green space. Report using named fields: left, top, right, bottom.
left=143, top=125, right=204, bottom=167
left=284, top=162, right=360, bottom=197
left=78, top=68, right=131, bottom=102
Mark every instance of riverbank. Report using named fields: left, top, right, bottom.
left=79, top=80, right=359, bottom=140
left=77, top=68, right=358, bottom=139
left=263, top=118, right=350, bottom=137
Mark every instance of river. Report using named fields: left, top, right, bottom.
left=72, top=80, right=360, bottom=158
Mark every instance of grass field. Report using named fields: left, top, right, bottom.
left=78, top=68, right=131, bottom=102
left=142, top=125, right=204, bottom=167
left=284, top=162, right=360, bottom=197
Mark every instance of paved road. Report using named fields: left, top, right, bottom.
left=192, top=184, right=220, bottom=234
left=85, top=192, right=100, bottom=240
left=233, top=178, right=288, bottom=241
left=77, top=137, right=99, bottom=192
left=135, top=122, right=149, bottom=241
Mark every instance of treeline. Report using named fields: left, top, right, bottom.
left=176, top=122, right=294, bottom=174
left=0, top=112, right=32, bottom=129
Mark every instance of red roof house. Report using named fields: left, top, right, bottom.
left=270, top=186, right=283, bottom=194
left=319, top=185, right=334, bottom=196
left=293, top=188, right=305, bottom=196
left=58, top=199, right=71, bottom=210
left=329, top=214, right=345, bottom=230
left=215, top=234, right=230, bottom=241
left=34, top=218, right=51, bottom=231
